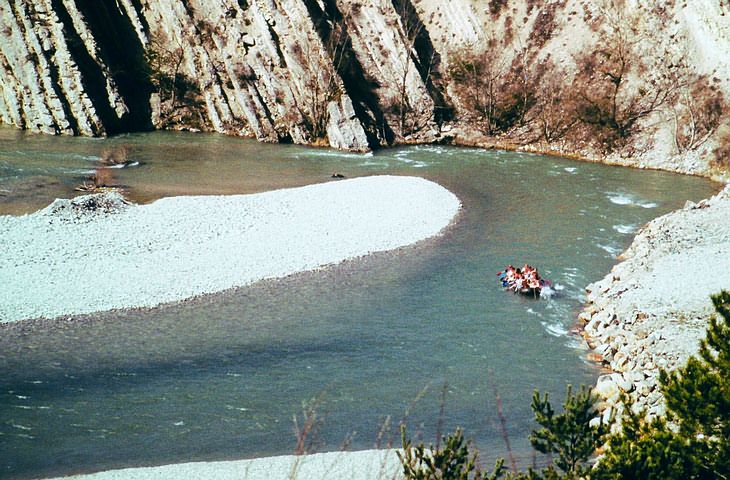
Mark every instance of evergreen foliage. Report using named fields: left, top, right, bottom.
left=594, top=290, right=730, bottom=480
left=664, top=291, right=730, bottom=467
left=526, top=386, right=608, bottom=479
left=590, top=400, right=699, bottom=480
left=398, top=424, right=505, bottom=480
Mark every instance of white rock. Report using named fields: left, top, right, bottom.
left=594, top=375, right=620, bottom=400
left=648, top=403, right=667, bottom=418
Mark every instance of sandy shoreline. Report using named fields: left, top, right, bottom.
left=0, top=175, right=460, bottom=324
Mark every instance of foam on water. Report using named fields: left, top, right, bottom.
left=358, top=160, right=390, bottom=167
left=294, top=150, right=373, bottom=159
left=392, top=155, right=430, bottom=168
left=539, top=286, right=557, bottom=299
left=104, top=161, right=140, bottom=169
left=542, top=322, right=569, bottom=337
left=607, top=192, right=658, bottom=209
left=598, top=243, right=622, bottom=256
left=410, top=145, right=451, bottom=155
left=73, top=154, right=101, bottom=162
left=608, top=193, right=634, bottom=205
left=612, top=223, right=637, bottom=234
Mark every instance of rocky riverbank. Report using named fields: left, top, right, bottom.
left=579, top=182, right=730, bottom=422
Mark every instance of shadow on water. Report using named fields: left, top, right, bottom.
left=0, top=131, right=720, bottom=478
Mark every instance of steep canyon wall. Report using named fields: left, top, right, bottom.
left=1, top=0, right=729, bottom=173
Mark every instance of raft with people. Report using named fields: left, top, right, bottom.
left=496, top=264, right=548, bottom=298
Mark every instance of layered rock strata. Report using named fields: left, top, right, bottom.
left=1, top=0, right=729, bottom=171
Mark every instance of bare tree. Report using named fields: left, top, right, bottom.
left=711, top=124, right=730, bottom=170
left=392, top=0, right=433, bottom=137
left=534, top=61, right=578, bottom=143
left=287, top=13, right=353, bottom=142
left=145, top=32, right=201, bottom=127
left=669, top=67, right=725, bottom=153
left=448, top=36, right=538, bottom=136
left=511, top=42, right=537, bottom=128
left=447, top=41, right=507, bottom=135
left=573, top=12, right=674, bottom=151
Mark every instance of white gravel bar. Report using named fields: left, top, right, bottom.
left=44, top=449, right=403, bottom=480
left=0, top=175, right=461, bottom=323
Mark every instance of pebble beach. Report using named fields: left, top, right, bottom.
left=0, top=175, right=461, bottom=324
left=43, top=450, right=403, bottom=480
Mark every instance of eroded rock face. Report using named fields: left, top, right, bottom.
left=1, top=0, right=729, bottom=163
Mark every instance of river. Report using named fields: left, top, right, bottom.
left=0, top=129, right=718, bottom=479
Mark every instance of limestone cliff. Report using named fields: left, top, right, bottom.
left=1, top=0, right=729, bottom=173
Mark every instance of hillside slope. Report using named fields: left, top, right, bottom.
left=1, top=0, right=729, bottom=175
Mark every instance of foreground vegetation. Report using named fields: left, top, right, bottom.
left=398, top=291, right=730, bottom=480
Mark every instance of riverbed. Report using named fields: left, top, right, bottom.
left=0, top=129, right=718, bottom=479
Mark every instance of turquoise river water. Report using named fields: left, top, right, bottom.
left=0, top=129, right=719, bottom=479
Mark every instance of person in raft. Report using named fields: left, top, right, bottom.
left=498, top=265, right=516, bottom=287
left=497, top=264, right=542, bottom=292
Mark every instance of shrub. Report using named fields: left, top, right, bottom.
left=447, top=47, right=536, bottom=136
left=528, top=386, right=609, bottom=478
left=144, top=33, right=203, bottom=127
left=670, top=73, right=726, bottom=153
left=573, top=15, right=673, bottom=152
left=711, top=124, right=730, bottom=171
left=593, top=291, right=730, bottom=479
left=398, top=424, right=505, bottom=480
left=488, top=0, right=509, bottom=17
